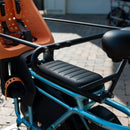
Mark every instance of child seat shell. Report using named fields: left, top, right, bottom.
left=0, top=0, right=54, bottom=60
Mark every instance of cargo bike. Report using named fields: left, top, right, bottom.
left=0, top=0, right=129, bottom=129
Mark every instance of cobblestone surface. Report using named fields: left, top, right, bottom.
left=0, top=14, right=130, bottom=129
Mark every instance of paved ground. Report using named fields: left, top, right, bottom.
left=0, top=14, right=130, bottom=129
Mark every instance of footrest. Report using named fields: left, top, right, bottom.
left=37, top=60, right=103, bottom=94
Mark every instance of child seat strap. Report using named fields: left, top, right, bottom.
left=2, top=22, right=12, bottom=45
left=15, top=0, right=21, bottom=14
left=4, top=77, right=24, bottom=100
left=2, top=20, right=36, bottom=45
left=0, top=0, right=5, bottom=16
left=2, top=22, right=22, bottom=45
left=16, top=19, right=34, bottom=42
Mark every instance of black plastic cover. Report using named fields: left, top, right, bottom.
left=102, top=27, right=130, bottom=62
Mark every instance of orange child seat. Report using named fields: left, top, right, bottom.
left=0, top=0, right=54, bottom=60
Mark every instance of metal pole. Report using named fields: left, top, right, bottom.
left=0, top=33, right=40, bottom=48
left=45, top=33, right=104, bottom=50
left=0, top=32, right=103, bottom=50
left=43, top=17, right=121, bottom=30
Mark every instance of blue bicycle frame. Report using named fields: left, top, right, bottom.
left=13, top=69, right=130, bottom=130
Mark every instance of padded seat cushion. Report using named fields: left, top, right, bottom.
left=37, top=60, right=103, bottom=93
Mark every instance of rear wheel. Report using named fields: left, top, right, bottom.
left=88, top=105, right=121, bottom=129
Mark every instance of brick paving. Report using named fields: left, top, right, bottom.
left=0, top=14, right=130, bottom=129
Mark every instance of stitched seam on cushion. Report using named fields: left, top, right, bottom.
left=45, top=61, right=65, bottom=68
left=70, top=71, right=92, bottom=79
left=69, top=70, right=88, bottom=78
left=51, top=64, right=72, bottom=71
left=76, top=74, right=97, bottom=81
left=58, top=66, right=76, bottom=74
left=63, top=68, right=82, bottom=76
left=43, top=61, right=59, bottom=66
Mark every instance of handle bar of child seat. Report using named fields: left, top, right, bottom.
left=0, top=31, right=103, bottom=73
left=0, top=32, right=104, bottom=50
left=30, top=33, right=104, bottom=70
left=0, top=32, right=127, bottom=103
left=0, top=33, right=40, bottom=48
left=0, top=32, right=104, bottom=71
left=0, top=32, right=104, bottom=64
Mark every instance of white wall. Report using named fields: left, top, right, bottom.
left=67, top=0, right=111, bottom=14
left=44, top=0, right=66, bottom=14
left=44, top=0, right=111, bottom=14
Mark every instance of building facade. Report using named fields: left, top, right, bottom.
left=44, top=0, right=111, bottom=14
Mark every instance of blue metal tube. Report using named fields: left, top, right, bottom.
left=14, top=99, right=42, bottom=130
left=28, top=107, right=33, bottom=124
left=105, top=98, right=130, bottom=116
left=14, top=98, right=20, bottom=117
left=47, top=111, right=74, bottom=130
left=74, top=108, right=130, bottom=130
left=37, top=86, right=90, bottom=130
left=30, top=70, right=130, bottom=130
left=36, top=87, right=130, bottom=130
left=36, top=86, right=71, bottom=110
left=36, top=87, right=75, bottom=129
left=14, top=98, right=30, bottom=127
left=30, top=70, right=85, bottom=99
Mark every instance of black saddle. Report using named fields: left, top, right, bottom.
left=36, top=60, right=103, bottom=96
left=102, top=27, right=130, bottom=62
